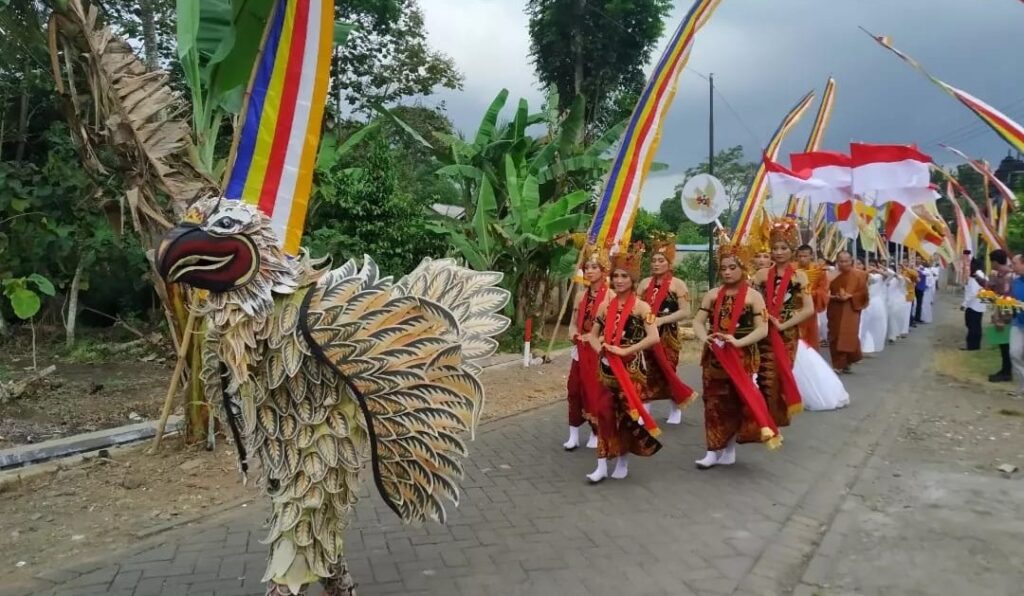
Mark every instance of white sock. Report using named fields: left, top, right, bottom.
left=611, top=455, right=629, bottom=479
left=587, top=458, right=608, bottom=483
left=563, top=426, right=580, bottom=450
left=718, top=438, right=737, bottom=465
left=695, top=450, right=721, bottom=469
left=667, top=403, right=682, bottom=425
left=638, top=403, right=653, bottom=426
left=586, top=433, right=598, bottom=449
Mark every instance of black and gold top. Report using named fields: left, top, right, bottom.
left=701, top=292, right=759, bottom=375
left=596, top=313, right=648, bottom=382
left=656, top=290, right=680, bottom=334
left=763, top=275, right=804, bottom=321
left=760, top=268, right=804, bottom=343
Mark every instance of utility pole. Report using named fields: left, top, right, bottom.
left=707, top=73, right=716, bottom=287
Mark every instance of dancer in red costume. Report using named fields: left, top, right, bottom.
left=639, top=232, right=698, bottom=425
left=692, top=235, right=778, bottom=470
left=564, top=244, right=611, bottom=451
left=584, top=243, right=662, bottom=483
left=751, top=218, right=814, bottom=429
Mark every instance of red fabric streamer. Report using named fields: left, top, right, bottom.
left=603, top=294, right=660, bottom=435
left=709, top=283, right=779, bottom=441
left=644, top=273, right=698, bottom=405
left=643, top=273, right=673, bottom=313
left=577, top=342, right=615, bottom=440
left=649, top=343, right=697, bottom=406
left=765, top=266, right=803, bottom=414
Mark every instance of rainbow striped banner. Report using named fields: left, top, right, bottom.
left=865, top=30, right=1024, bottom=158
left=588, top=0, right=724, bottom=249
left=933, top=167, right=1006, bottom=251
left=787, top=77, right=836, bottom=217
left=224, top=0, right=334, bottom=256
left=941, top=144, right=1016, bottom=212
left=731, top=90, right=816, bottom=242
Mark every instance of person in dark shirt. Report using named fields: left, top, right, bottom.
left=987, top=250, right=1014, bottom=383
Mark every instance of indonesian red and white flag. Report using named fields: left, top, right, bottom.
left=851, top=143, right=932, bottom=202
left=884, top=202, right=944, bottom=258
left=763, top=156, right=830, bottom=198
left=786, top=151, right=853, bottom=204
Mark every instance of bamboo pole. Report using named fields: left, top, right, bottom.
left=149, top=305, right=199, bottom=453
left=543, top=249, right=587, bottom=361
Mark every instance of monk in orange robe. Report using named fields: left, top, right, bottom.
left=827, top=251, right=870, bottom=373
left=796, top=244, right=828, bottom=350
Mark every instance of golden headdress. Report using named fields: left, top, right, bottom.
left=714, top=228, right=753, bottom=275
left=649, top=231, right=677, bottom=263
left=768, top=216, right=801, bottom=250
left=747, top=208, right=772, bottom=255
left=610, top=241, right=645, bottom=281
left=581, top=242, right=611, bottom=272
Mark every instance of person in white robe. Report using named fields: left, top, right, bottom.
left=859, top=260, right=889, bottom=353
left=882, top=262, right=905, bottom=341
left=794, top=340, right=850, bottom=411
left=920, top=261, right=937, bottom=323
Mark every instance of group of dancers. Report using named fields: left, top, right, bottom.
left=562, top=214, right=937, bottom=483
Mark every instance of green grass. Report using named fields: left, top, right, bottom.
left=934, top=345, right=1000, bottom=385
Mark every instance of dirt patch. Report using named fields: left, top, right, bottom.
left=0, top=352, right=572, bottom=586
left=0, top=329, right=172, bottom=448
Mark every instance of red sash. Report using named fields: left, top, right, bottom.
left=643, top=274, right=673, bottom=315
left=576, top=284, right=607, bottom=337
left=576, top=283, right=611, bottom=428
left=765, top=266, right=803, bottom=416
left=707, top=283, right=780, bottom=445
left=603, top=294, right=660, bottom=436
left=644, top=275, right=697, bottom=405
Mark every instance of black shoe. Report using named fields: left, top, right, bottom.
left=989, top=372, right=1013, bottom=383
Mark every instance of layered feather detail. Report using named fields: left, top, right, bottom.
left=185, top=199, right=509, bottom=592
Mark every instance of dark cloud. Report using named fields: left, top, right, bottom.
left=422, top=0, right=1023, bottom=208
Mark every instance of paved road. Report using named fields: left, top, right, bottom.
left=26, top=321, right=937, bottom=596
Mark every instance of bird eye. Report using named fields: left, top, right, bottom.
left=215, top=216, right=237, bottom=230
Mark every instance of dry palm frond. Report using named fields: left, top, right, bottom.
left=47, top=0, right=217, bottom=243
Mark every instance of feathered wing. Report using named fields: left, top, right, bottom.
left=302, top=257, right=510, bottom=524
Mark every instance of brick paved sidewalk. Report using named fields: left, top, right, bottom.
left=25, top=328, right=933, bottom=596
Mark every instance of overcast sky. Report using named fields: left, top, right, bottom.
left=416, top=0, right=1023, bottom=211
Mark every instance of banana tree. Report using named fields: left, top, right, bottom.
left=429, top=155, right=588, bottom=324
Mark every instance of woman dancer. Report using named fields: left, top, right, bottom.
left=692, top=236, right=776, bottom=469
left=639, top=232, right=698, bottom=425
left=585, top=243, right=662, bottom=483
left=564, top=245, right=610, bottom=450
left=751, top=217, right=813, bottom=429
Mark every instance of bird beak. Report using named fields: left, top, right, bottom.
left=157, top=223, right=258, bottom=292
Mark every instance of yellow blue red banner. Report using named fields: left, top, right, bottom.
left=224, top=0, right=334, bottom=256
left=588, top=0, right=724, bottom=249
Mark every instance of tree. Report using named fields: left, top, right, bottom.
left=305, top=136, right=444, bottom=277
left=678, top=145, right=757, bottom=224
left=336, top=0, right=462, bottom=113
left=658, top=194, right=685, bottom=232
left=381, top=90, right=626, bottom=325
left=526, top=0, right=671, bottom=139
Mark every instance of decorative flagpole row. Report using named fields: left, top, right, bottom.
left=863, top=28, right=1024, bottom=164
left=730, top=90, right=816, bottom=242
left=786, top=77, right=836, bottom=217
